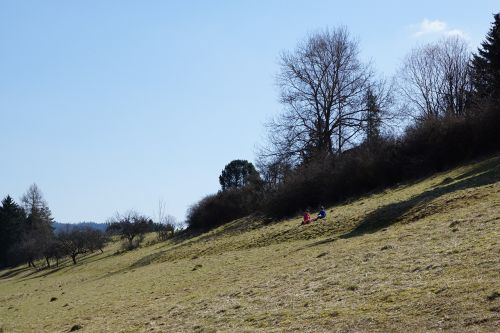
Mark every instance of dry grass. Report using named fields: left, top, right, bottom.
left=1, top=155, right=499, bottom=332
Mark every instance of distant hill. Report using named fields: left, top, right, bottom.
left=52, top=221, right=107, bottom=234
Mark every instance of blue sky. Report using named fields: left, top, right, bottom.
left=0, top=1, right=497, bottom=223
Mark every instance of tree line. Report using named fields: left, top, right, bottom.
left=0, top=184, right=108, bottom=268
left=0, top=185, right=178, bottom=268
left=187, top=13, right=500, bottom=230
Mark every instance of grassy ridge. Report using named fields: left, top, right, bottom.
left=1, top=155, right=499, bottom=332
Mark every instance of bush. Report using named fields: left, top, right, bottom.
left=186, top=185, right=262, bottom=230
left=156, top=223, right=175, bottom=241
left=120, top=234, right=144, bottom=251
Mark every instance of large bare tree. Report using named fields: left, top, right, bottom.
left=397, top=36, right=472, bottom=120
left=260, top=27, right=372, bottom=166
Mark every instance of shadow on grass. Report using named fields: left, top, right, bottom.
left=304, top=237, right=339, bottom=248
left=129, top=154, right=500, bottom=261
left=0, top=266, right=31, bottom=280
left=17, top=252, right=113, bottom=282
left=130, top=250, right=167, bottom=269
left=340, top=155, right=500, bottom=239
left=14, top=265, right=63, bottom=282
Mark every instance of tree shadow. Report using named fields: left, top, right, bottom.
left=340, top=156, right=500, bottom=239
left=17, top=252, right=113, bottom=282
left=289, top=236, right=340, bottom=253
left=0, top=266, right=31, bottom=280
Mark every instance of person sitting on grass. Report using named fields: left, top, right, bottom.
left=315, top=206, right=327, bottom=221
left=302, top=209, right=312, bottom=225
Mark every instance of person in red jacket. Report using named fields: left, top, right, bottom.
left=302, top=209, right=312, bottom=225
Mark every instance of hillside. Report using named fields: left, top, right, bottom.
left=1, top=155, right=499, bottom=332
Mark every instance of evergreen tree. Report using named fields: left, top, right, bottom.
left=0, top=196, right=26, bottom=267
left=365, top=88, right=382, bottom=147
left=471, top=13, right=500, bottom=103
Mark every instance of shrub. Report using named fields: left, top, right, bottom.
left=186, top=185, right=262, bottom=230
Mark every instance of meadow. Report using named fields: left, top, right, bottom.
left=1, top=155, right=499, bottom=332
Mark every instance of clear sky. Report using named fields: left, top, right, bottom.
left=0, top=0, right=498, bottom=223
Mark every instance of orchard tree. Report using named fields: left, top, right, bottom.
left=57, top=230, right=88, bottom=265
left=84, top=228, right=107, bottom=253
left=106, top=211, right=151, bottom=249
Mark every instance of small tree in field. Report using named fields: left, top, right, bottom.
left=83, top=228, right=107, bottom=253
left=155, top=213, right=177, bottom=241
left=106, top=211, right=150, bottom=250
left=57, top=230, right=88, bottom=265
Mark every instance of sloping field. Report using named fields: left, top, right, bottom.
left=1, top=155, right=499, bottom=332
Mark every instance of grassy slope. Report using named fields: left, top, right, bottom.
left=1, top=155, right=499, bottom=333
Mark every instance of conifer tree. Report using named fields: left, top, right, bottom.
left=0, top=196, right=26, bottom=267
left=471, top=13, right=500, bottom=103
left=365, top=88, right=382, bottom=147
left=21, top=183, right=53, bottom=231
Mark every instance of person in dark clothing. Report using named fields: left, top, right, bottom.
left=314, top=206, right=327, bottom=221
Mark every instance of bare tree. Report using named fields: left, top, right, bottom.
left=155, top=200, right=177, bottom=240
left=260, top=27, right=373, bottom=166
left=13, top=234, right=39, bottom=268
left=57, top=230, right=88, bottom=265
left=21, top=184, right=50, bottom=216
left=106, top=211, right=151, bottom=249
left=255, top=155, right=293, bottom=186
left=84, top=228, right=107, bottom=253
left=156, top=199, right=172, bottom=225
left=20, top=183, right=53, bottom=234
left=397, top=36, right=472, bottom=120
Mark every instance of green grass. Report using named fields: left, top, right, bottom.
left=1, top=155, right=499, bottom=332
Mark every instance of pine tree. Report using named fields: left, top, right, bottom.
left=471, top=13, right=500, bottom=103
